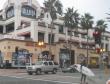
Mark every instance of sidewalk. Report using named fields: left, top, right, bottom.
left=0, top=68, right=26, bottom=74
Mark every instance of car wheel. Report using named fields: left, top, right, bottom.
left=36, top=69, right=41, bottom=75
left=52, top=69, right=57, bottom=74
left=28, top=72, right=33, bottom=75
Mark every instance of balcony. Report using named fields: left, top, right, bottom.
left=38, top=22, right=46, bottom=27
left=0, top=34, right=25, bottom=40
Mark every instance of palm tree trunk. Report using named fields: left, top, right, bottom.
left=49, top=20, right=54, bottom=60
left=69, top=29, right=72, bottom=65
left=87, top=29, right=89, bottom=67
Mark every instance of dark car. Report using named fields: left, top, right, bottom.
left=61, top=65, right=77, bottom=73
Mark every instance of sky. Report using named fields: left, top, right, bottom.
left=0, top=0, right=110, bottom=30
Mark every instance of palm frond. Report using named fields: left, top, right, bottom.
left=44, top=0, right=63, bottom=20
left=64, top=7, right=80, bottom=29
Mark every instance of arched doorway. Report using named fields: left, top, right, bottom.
left=38, top=51, right=54, bottom=61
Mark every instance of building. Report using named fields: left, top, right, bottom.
left=0, top=0, right=110, bottom=68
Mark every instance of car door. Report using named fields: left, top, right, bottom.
left=48, top=61, right=54, bottom=71
left=43, top=62, right=49, bottom=71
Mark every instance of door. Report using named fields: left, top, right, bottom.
left=43, top=62, right=49, bottom=71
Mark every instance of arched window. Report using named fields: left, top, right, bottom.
left=6, top=6, right=14, bottom=19
left=21, top=5, right=36, bottom=18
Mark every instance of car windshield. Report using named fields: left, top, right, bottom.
left=36, top=61, right=43, bottom=65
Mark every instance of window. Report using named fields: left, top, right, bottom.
left=105, top=36, right=109, bottom=41
left=21, top=5, right=36, bottom=18
left=101, top=43, right=104, bottom=49
left=0, top=15, right=3, bottom=20
left=38, top=32, right=44, bottom=42
left=54, top=62, right=58, bottom=65
left=48, top=34, right=54, bottom=44
left=0, top=25, right=3, bottom=34
left=49, top=62, right=53, bottom=65
left=105, top=44, right=108, bottom=51
left=68, top=30, right=72, bottom=36
left=81, top=34, right=86, bottom=39
left=6, top=23, right=14, bottom=33
left=8, top=46, right=10, bottom=49
left=59, top=25, right=64, bottom=34
left=82, top=44, right=86, bottom=48
left=47, top=14, right=48, bottom=18
left=44, top=62, right=48, bottom=66
left=74, top=32, right=79, bottom=37
left=6, top=6, right=14, bottom=19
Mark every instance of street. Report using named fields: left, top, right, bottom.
left=0, top=69, right=109, bottom=84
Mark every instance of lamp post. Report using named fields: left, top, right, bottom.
left=38, top=41, right=44, bottom=61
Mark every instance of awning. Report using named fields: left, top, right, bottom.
left=17, top=32, right=30, bottom=36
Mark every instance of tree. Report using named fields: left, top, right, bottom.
left=64, top=7, right=80, bottom=65
left=80, top=13, right=94, bottom=66
left=96, top=19, right=107, bottom=33
left=44, top=0, right=63, bottom=60
left=96, top=20, right=108, bottom=70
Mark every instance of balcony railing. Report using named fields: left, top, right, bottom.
left=38, top=22, right=46, bottom=27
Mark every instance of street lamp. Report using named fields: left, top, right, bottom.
left=38, top=41, right=44, bottom=46
left=38, top=41, right=44, bottom=61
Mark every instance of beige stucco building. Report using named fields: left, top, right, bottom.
left=0, top=0, right=110, bottom=67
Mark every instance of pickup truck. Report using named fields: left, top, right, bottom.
left=26, top=61, right=59, bottom=75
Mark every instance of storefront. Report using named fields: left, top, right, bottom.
left=59, top=49, right=75, bottom=68
left=12, top=49, right=31, bottom=67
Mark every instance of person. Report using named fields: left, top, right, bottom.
left=80, top=58, right=87, bottom=84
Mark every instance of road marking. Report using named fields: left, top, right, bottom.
left=1, top=75, right=79, bottom=84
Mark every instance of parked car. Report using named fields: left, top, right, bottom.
left=26, top=61, right=59, bottom=75
left=61, top=65, right=77, bottom=73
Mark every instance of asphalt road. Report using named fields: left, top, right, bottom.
left=0, top=76, right=75, bottom=84
left=0, top=69, right=109, bottom=84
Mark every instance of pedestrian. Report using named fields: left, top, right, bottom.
left=80, top=57, right=87, bottom=84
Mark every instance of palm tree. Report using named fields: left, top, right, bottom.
left=80, top=13, right=94, bottom=66
left=96, top=20, right=107, bottom=33
left=96, top=20, right=107, bottom=69
left=44, top=0, right=63, bottom=60
left=64, top=7, right=80, bottom=65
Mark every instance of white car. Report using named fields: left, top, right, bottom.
left=26, top=61, right=59, bottom=75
